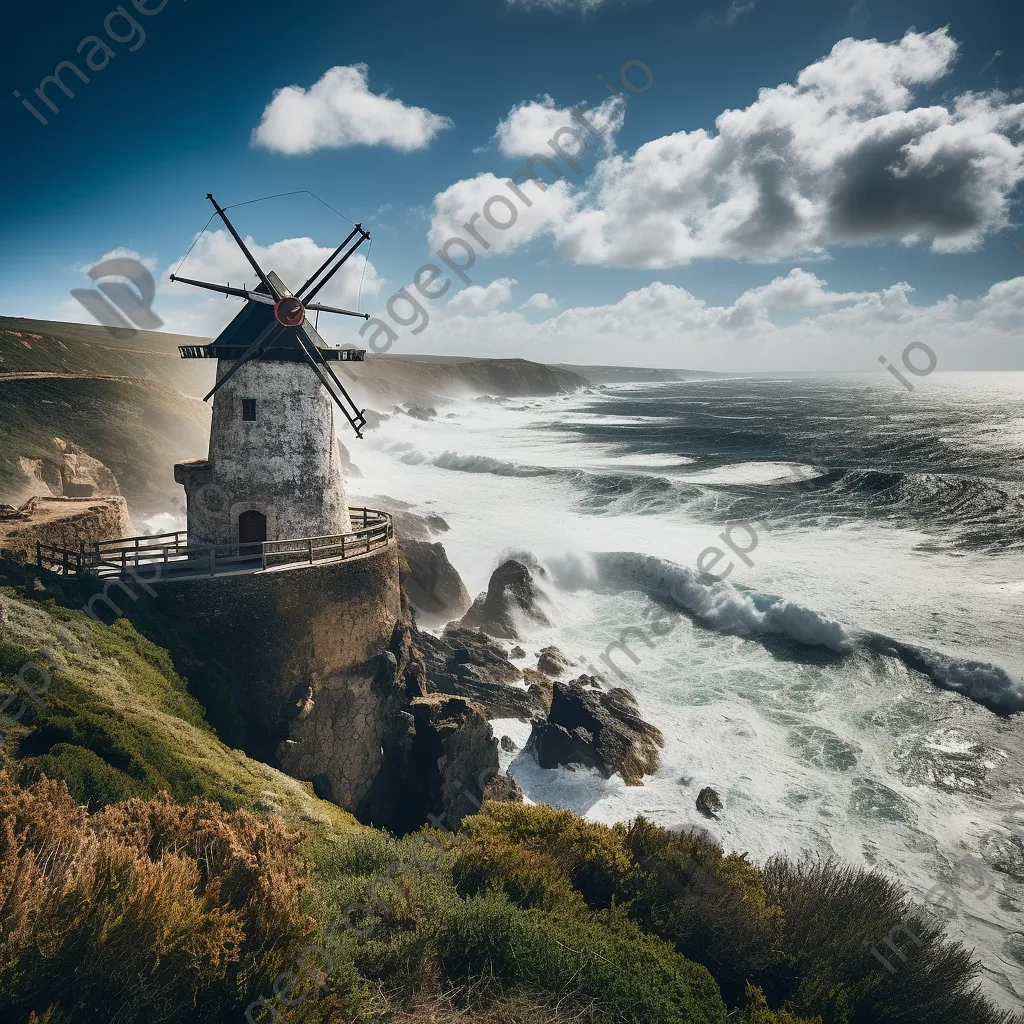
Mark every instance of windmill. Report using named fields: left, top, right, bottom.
left=172, top=194, right=374, bottom=551
left=173, top=193, right=371, bottom=437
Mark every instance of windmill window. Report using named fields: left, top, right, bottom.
left=241, top=399, right=257, bottom=421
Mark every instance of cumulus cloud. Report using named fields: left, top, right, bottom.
left=429, top=172, right=576, bottom=254
left=252, top=64, right=453, bottom=155
left=393, top=269, right=1024, bottom=371
left=444, top=277, right=518, bottom=315
left=494, top=94, right=624, bottom=156
left=430, top=28, right=1024, bottom=267
left=522, top=292, right=558, bottom=309
left=157, top=230, right=382, bottom=338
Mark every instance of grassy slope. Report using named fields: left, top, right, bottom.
left=0, top=559, right=356, bottom=835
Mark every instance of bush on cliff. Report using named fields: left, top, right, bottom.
left=0, top=775, right=315, bottom=1024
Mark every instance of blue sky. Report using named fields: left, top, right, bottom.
left=3, top=0, right=1024, bottom=370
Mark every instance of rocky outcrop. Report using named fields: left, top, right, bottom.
left=357, top=694, right=500, bottom=834
left=522, top=668, right=553, bottom=714
left=527, top=677, right=664, bottom=785
left=460, top=559, right=551, bottom=640
left=399, top=540, right=471, bottom=624
left=696, top=787, right=723, bottom=819
left=417, top=625, right=541, bottom=720
left=483, top=773, right=523, bottom=804
left=0, top=496, right=133, bottom=563
left=536, top=646, right=570, bottom=677
left=53, top=437, right=121, bottom=497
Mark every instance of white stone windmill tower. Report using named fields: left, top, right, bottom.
left=172, top=194, right=371, bottom=551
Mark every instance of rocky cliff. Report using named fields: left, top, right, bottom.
left=0, top=496, right=133, bottom=563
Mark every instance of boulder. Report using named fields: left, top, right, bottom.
left=536, top=645, right=570, bottom=677
left=399, top=540, right=471, bottom=624
left=696, top=787, right=723, bottom=819
left=499, top=735, right=517, bottom=753
left=460, top=559, right=551, bottom=639
left=527, top=676, right=663, bottom=785
left=403, top=404, right=437, bottom=421
left=417, top=625, right=541, bottom=720
left=483, top=773, right=524, bottom=804
left=522, top=668, right=553, bottom=714
left=510, top=645, right=526, bottom=659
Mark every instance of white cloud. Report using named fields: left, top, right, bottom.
left=428, top=172, right=577, bottom=254
left=392, top=269, right=1024, bottom=371
left=252, top=64, right=453, bottom=155
left=158, top=229, right=382, bottom=338
left=494, top=94, right=624, bottom=156
left=430, top=28, right=1024, bottom=269
left=444, top=277, right=517, bottom=315
left=521, top=292, right=558, bottom=309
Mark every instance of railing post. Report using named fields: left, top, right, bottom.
left=308, top=538, right=314, bottom=564
left=209, top=548, right=216, bottom=576
left=262, top=543, right=267, bottom=571
left=36, top=541, right=41, bottom=569
left=341, top=535, right=345, bottom=559
left=363, top=508, right=367, bottom=528
left=78, top=541, right=85, bottom=574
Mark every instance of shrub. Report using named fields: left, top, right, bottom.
left=429, top=893, right=727, bottom=1024
left=624, top=817, right=787, bottom=1006
left=0, top=773, right=315, bottom=1024
left=451, top=832, right=582, bottom=911
left=764, top=856, right=1024, bottom=1024
left=738, top=984, right=822, bottom=1023
left=461, top=802, right=639, bottom=908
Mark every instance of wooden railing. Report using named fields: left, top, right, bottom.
left=36, top=508, right=394, bottom=579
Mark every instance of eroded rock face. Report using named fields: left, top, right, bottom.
left=358, top=693, right=500, bottom=834
left=417, top=625, right=541, bottom=720
left=460, top=559, right=551, bottom=640
left=527, top=677, right=664, bottom=785
left=400, top=540, right=471, bottom=624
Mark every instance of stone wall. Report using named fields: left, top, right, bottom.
left=152, top=543, right=404, bottom=810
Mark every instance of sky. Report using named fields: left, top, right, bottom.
left=3, top=0, right=1024, bottom=371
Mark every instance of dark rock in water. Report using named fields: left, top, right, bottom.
left=527, top=676, right=663, bottom=785
left=522, top=668, right=553, bottom=714
left=696, top=787, right=723, bottom=819
left=359, top=694, right=498, bottom=834
left=460, top=559, right=551, bottom=640
left=403, top=404, right=437, bottom=421
left=417, top=624, right=541, bottom=720
left=510, top=645, right=526, bottom=659
left=400, top=540, right=471, bottom=623
left=499, top=735, right=517, bottom=753
left=483, top=773, right=523, bottom=803
left=425, top=514, right=450, bottom=534
left=362, top=409, right=390, bottom=430
left=536, top=645, right=570, bottom=677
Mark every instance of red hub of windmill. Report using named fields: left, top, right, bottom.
left=274, top=295, right=305, bottom=327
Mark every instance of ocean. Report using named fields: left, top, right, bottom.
left=355, top=371, right=1024, bottom=1010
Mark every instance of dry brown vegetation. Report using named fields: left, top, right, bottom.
left=0, top=773, right=313, bottom=1024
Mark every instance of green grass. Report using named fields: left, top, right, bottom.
left=0, top=562, right=357, bottom=834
